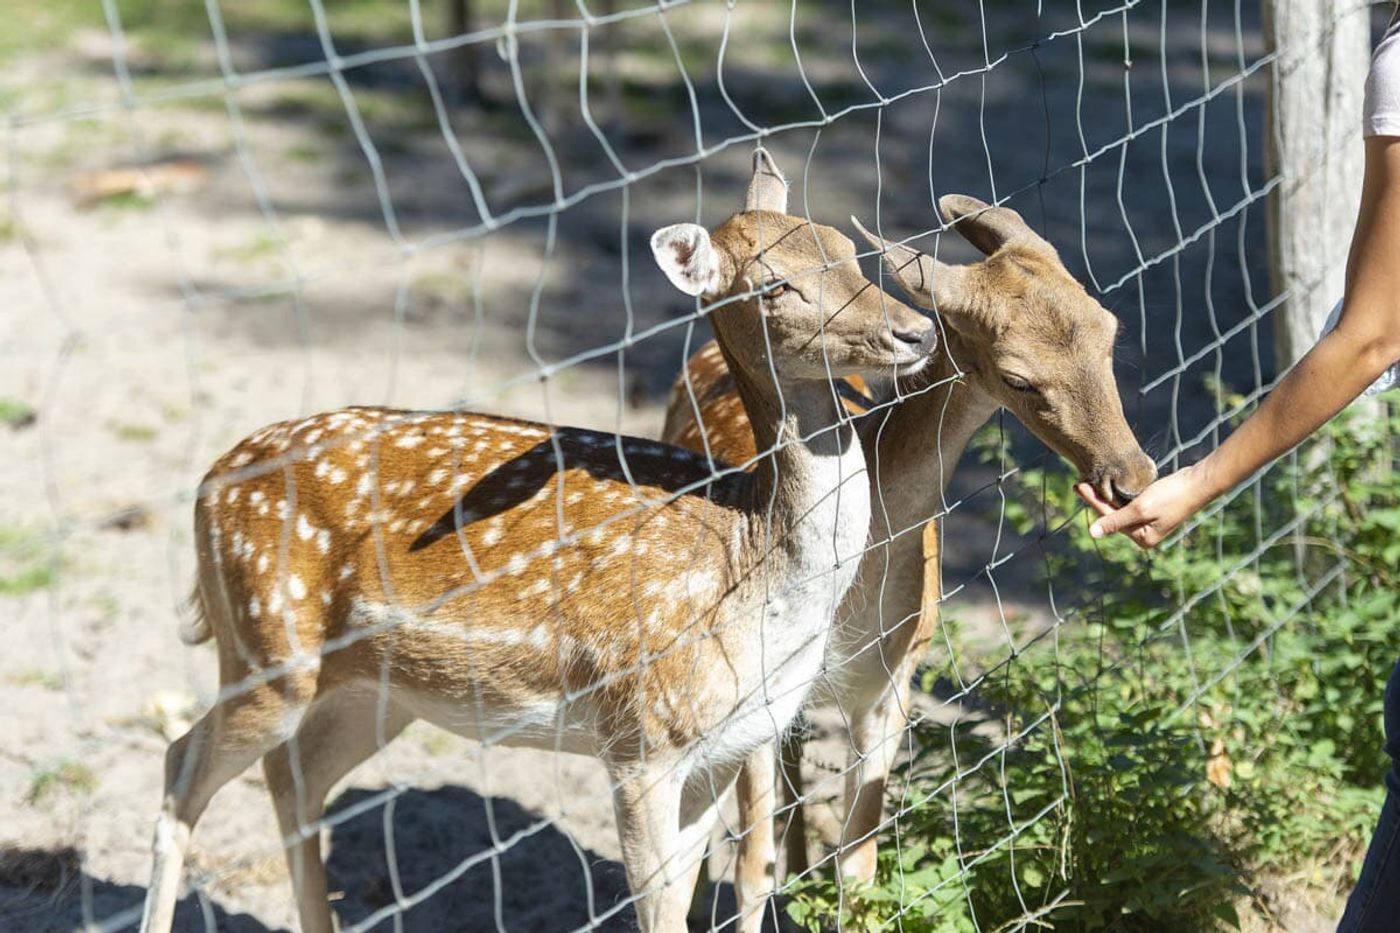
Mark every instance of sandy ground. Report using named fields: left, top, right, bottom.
left=0, top=0, right=1349, bottom=930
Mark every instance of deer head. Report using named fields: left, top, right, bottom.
left=853, top=196, right=1157, bottom=505
left=653, top=150, right=935, bottom=390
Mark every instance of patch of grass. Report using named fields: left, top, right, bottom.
left=214, top=232, right=282, bottom=265
left=412, top=271, right=472, bottom=308
left=7, top=669, right=63, bottom=691
left=261, top=81, right=440, bottom=142
left=0, top=565, right=53, bottom=597
left=108, top=421, right=158, bottom=442
left=0, top=0, right=416, bottom=65
left=95, top=191, right=157, bottom=212
left=26, top=760, right=98, bottom=806
left=284, top=141, right=322, bottom=163
left=0, top=398, right=36, bottom=428
left=0, top=527, right=55, bottom=597
left=333, top=165, right=372, bottom=188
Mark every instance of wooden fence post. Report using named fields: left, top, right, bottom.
left=1263, top=0, right=1371, bottom=371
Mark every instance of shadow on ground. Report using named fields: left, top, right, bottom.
left=0, top=844, right=270, bottom=933
left=323, top=786, right=796, bottom=931
left=0, top=783, right=800, bottom=932
left=325, top=786, right=633, bottom=931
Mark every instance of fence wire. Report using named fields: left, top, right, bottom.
left=0, top=0, right=1391, bottom=931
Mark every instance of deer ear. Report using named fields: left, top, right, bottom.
left=745, top=147, right=789, bottom=214
left=938, top=194, right=1054, bottom=257
left=851, top=215, right=969, bottom=314
left=651, top=223, right=726, bottom=297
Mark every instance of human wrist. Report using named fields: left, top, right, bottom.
left=1184, top=456, right=1229, bottom=508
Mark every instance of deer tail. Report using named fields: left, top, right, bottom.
left=177, top=583, right=213, bottom=645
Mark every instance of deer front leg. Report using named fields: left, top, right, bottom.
left=838, top=518, right=940, bottom=884
left=777, top=730, right=809, bottom=881
left=837, top=690, right=909, bottom=883
left=612, top=765, right=718, bottom=933
left=732, top=745, right=778, bottom=933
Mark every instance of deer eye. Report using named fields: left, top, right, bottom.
left=1001, top=373, right=1038, bottom=393
left=760, top=279, right=791, bottom=300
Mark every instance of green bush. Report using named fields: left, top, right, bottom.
left=787, top=395, right=1399, bottom=931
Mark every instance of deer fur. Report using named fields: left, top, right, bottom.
left=662, top=196, right=1157, bottom=930
left=137, top=150, right=937, bottom=933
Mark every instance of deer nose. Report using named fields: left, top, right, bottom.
left=893, top=320, right=936, bottom=354
left=1107, top=453, right=1157, bottom=506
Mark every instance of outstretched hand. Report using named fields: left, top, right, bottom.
left=1074, top=464, right=1213, bottom=551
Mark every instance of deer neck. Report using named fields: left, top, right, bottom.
left=719, top=346, right=870, bottom=579
left=860, top=331, right=1000, bottom=543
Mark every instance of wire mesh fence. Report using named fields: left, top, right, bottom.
left=1, top=0, right=1396, bottom=930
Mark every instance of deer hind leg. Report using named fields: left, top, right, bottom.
left=612, top=764, right=725, bottom=933
left=263, top=691, right=414, bottom=933
left=141, top=675, right=316, bottom=933
left=732, top=745, right=778, bottom=933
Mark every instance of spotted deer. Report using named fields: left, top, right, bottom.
left=663, top=196, right=1157, bottom=930
left=137, top=150, right=936, bottom=933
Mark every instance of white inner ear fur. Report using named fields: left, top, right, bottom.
left=651, top=223, right=724, bottom=297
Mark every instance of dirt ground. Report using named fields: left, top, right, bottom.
left=0, top=0, right=1346, bottom=930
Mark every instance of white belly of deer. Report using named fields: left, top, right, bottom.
left=398, top=690, right=603, bottom=757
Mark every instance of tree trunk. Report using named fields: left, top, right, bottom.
left=448, top=0, right=480, bottom=105
left=1263, top=0, right=1370, bottom=371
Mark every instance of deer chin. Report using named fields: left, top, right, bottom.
left=881, top=339, right=931, bottom=373
left=894, top=355, right=930, bottom=377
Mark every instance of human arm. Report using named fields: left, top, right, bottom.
left=1077, top=136, right=1400, bottom=549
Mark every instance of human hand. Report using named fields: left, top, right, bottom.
left=1074, top=463, right=1215, bottom=550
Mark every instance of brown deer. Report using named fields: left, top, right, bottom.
left=137, top=150, right=937, bottom=933
left=663, top=197, right=1158, bottom=930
